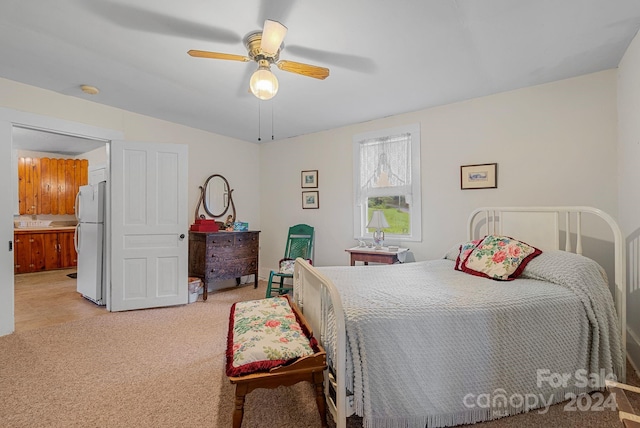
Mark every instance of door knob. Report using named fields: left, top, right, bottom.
left=179, top=234, right=185, bottom=240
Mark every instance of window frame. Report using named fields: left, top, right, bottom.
left=352, top=123, right=422, bottom=243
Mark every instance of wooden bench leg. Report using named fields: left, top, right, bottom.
left=233, top=384, right=248, bottom=428
left=313, top=371, right=328, bottom=427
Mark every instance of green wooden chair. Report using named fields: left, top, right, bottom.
left=265, top=224, right=314, bottom=298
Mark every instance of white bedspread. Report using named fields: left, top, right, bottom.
left=317, top=250, right=624, bottom=428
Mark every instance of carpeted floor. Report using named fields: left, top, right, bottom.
left=0, top=283, right=637, bottom=427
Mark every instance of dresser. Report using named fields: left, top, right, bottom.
left=188, top=230, right=260, bottom=300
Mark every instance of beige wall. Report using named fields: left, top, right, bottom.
left=617, top=30, right=640, bottom=372
left=260, top=70, right=619, bottom=276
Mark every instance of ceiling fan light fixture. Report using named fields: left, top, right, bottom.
left=188, top=19, right=329, bottom=101
left=250, top=64, right=279, bottom=100
left=260, top=20, right=287, bottom=56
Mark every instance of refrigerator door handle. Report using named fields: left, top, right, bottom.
left=74, top=224, right=80, bottom=252
left=74, top=189, right=81, bottom=220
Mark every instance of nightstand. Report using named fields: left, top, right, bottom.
left=345, top=246, right=408, bottom=266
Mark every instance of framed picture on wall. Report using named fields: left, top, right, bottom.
left=302, top=191, right=319, bottom=209
left=301, top=170, right=318, bottom=188
left=460, top=163, right=498, bottom=190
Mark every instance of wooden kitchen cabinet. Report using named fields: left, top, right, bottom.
left=58, top=230, right=78, bottom=268
left=14, top=228, right=78, bottom=274
left=44, top=233, right=59, bottom=270
left=14, top=232, right=46, bottom=274
left=18, top=157, right=88, bottom=215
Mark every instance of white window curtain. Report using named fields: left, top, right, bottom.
left=358, top=133, right=412, bottom=199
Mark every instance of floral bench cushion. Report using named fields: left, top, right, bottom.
left=226, top=296, right=318, bottom=377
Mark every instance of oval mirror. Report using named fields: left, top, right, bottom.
left=202, top=174, right=234, bottom=219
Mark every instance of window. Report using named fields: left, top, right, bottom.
left=353, top=123, right=421, bottom=242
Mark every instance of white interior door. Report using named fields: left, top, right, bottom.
left=110, top=140, right=188, bottom=311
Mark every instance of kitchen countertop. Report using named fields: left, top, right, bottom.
left=14, top=226, right=77, bottom=232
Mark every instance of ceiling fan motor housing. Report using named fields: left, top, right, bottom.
left=244, top=31, right=281, bottom=64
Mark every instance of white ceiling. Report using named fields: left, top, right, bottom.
left=1, top=0, right=640, bottom=144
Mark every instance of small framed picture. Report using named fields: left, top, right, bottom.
left=302, top=191, right=319, bottom=209
left=301, top=170, right=318, bottom=188
left=460, top=163, right=498, bottom=190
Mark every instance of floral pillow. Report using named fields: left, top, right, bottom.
left=461, top=235, right=542, bottom=281
left=454, top=239, right=482, bottom=271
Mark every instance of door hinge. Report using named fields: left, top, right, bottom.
left=9, top=241, right=13, bottom=251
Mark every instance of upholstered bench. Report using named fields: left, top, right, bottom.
left=226, top=295, right=328, bottom=428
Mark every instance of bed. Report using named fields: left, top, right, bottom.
left=292, top=206, right=626, bottom=428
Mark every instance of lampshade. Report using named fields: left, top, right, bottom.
left=366, top=210, right=390, bottom=229
left=250, top=64, right=279, bottom=100
left=260, top=20, right=287, bottom=56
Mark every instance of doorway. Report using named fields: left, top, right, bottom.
left=0, top=108, right=188, bottom=336
left=0, top=110, right=123, bottom=337
left=12, top=126, right=108, bottom=331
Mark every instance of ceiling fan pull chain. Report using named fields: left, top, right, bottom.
left=271, top=102, right=274, bottom=141
left=257, top=100, right=262, bottom=142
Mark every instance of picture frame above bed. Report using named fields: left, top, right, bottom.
left=461, top=163, right=497, bottom=190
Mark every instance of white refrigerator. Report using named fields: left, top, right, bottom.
left=74, top=181, right=106, bottom=305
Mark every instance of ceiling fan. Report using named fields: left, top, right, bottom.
left=188, top=19, right=330, bottom=100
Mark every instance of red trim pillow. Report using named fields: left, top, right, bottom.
left=461, top=235, right=542, bottom=281
left=454, top=239, right=482, bottom=271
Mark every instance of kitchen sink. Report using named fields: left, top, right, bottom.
left=14, top=220, right=53, bottom=228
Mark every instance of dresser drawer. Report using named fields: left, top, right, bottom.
left=205, top=258, right=258, bottom=282
left=235, top=232, right=259, bottom=246
left=207, top=234, right=235, bottom=247
left=209, top=244, right=258, bottom=260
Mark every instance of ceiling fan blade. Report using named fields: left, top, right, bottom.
left=261, top=20, right=288, bottom=56
left=188, top=50, right=250, bottom=62
left=285, top=45, right=377, bottom=73
left=276, top=60, right=330, bottom=80
left=79, top=1, right=241, bottom=44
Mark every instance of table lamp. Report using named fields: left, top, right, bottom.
left=367, top=210, right=389, bottom=249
